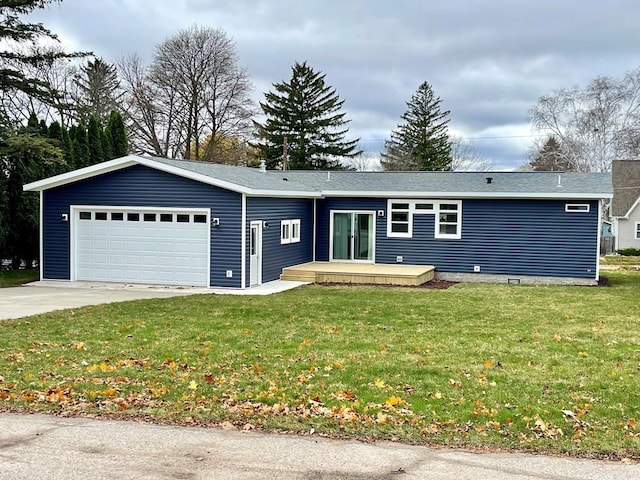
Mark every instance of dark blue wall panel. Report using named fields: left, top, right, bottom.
left=43, top=165, right=242, bottom=287
left=246, top=197, right=313, bottom=285
left=316, top=197, right=599, bottom=278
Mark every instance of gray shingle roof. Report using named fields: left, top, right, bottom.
left=611, top=160, right=640, bottom=217
left=22, top=154, right=613, bottom=199
left=150, top=157, right=612, bottom=198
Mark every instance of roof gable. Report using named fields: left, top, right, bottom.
left=611, top=160, right=640, bottom=217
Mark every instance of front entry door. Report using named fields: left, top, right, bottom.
left=250, top=221, right=262, bottom=286
left=331, top=212, right=374, bottom=261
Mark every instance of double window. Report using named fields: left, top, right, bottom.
left=281, top=219, right=301, bottom=244
left=387, top=200, right=462, bottom=239
left=635, top=222, right=640, bottom=240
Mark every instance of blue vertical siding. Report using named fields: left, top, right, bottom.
left=43, top=165, right=242, bottom=287
left=316, top=197, right=599, bottom=278
left=246, top=197, right=313, bottom=285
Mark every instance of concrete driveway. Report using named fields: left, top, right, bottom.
left=0, top=283, right=200, bottom=320
left=0, top=413, right=636, bottom=480
left=0, top=280, right=307, bottom=320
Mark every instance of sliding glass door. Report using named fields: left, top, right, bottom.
left=331, top=211, right=374, bottom=262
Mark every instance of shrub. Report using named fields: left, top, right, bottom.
left=616, top=248, right=640, bottom=256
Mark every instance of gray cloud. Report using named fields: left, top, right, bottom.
left=32, top=0, right=640, bottom=170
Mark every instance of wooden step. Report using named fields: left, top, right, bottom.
left=281, top=263, right=435, bottom=286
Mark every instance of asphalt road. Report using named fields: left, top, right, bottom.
left=0, top=413, right=637, bottom=480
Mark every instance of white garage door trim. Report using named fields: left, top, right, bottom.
left=70, top=205, right=211, bottom=287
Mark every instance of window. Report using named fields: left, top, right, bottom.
left=566, top=203, right=590, bottom=212
left=127, top=213, right=140, bottom=221
left=95, top=212, right=107, bottom=221
left=194, top=214, right=207, bottom=224
left=79, top=211, right=91, bottom=220
left=143, top=213, right=156, bottom=222
left=176, top=214, right=190, bottom=223
left=291, top=219, right=301, bottom=243
left=281, top=221, right=291, bottom=244
left=111, top=212, right=124, bottom=221
left=636, top=222, right=640, bottom=240
left=389, top=203, right=411, bottom=237
left=436, top=203, right=460, bottom=239
left=387, top=199, right=462, bottom=240
left=160, top=213, right=173, bottom=222
left=280, top=219, right=301, bottom=244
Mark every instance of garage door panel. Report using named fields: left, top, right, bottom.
left=75, top=208, right=209, bottom=286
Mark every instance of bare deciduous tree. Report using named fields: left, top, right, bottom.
left=530, top=68, right=640, bottom=172
left=450, top=136, right=494, bottom=171
left=118, top=25, right=256, bottom=162
left=0, top=45, right=78, bottom=128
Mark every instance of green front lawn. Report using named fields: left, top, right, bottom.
left=0, top=268, right=38, bottom=288
left=1, top=272, right=639, bottom=459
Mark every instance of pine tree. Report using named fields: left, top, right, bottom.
left=529, top=136, right=574, bottom=171
left=253, top=61, right=360, bottom=170
left=381, top=82, right=452, bottom=171
left=105, top=110, right=128, bottom=158
left=87, top=115, right=103, bottom=164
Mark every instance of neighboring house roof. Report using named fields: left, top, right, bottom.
left=24, top=154, right=613, bottom=199
left=611, top=160, right=640, bottom=217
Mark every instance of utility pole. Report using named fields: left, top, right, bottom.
left=283, top=135, right=289, bottom=171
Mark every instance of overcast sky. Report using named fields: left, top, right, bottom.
left=32, top=0, right=640, bottom=170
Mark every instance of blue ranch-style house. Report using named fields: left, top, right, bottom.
left=23, top=155, right=612, bottom=288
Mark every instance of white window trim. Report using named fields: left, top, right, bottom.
left=387, top=202, right=412, bottom=238
left=280, top=220, right=290, bottom=244
left=291, top=219, right=301, bottom=243
left=280, top=219, right=301, bottom=244
left=565, top=203, right=590, bottom=212
left=387, top=199, right=462, bottom=240
left=635, top=222, right=640, bottom=240
left=435, top=202, right=462, bottom=239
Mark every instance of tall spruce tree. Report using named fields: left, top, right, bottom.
left=253, top=61, right=360, bottom=170
left=74, top=58, right=121, bottom=124
left=529, top=136, right=574, bottom=171
left=381, top=81, right=452, bottom=171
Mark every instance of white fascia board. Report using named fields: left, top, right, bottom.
left=247, top=190, right=321, bottom=198
left=24, top=156, right=140, bottom=191
left=23, top=154, right=320, bottom=197
left=321, top=190, right=613, bottom=200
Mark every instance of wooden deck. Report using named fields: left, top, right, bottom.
left=280, top=262, right=435, bottom=286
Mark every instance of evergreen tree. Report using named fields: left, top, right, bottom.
left=74, top=58, right=121, bottom=124
left=71, top=124, right=90, bottom=168
left=0, top=120, right=64, bottom=268
left=101, top=128, right=112, bottom=161
left=87, top=115, right=103, bottom=164
left=528, top=136, right=574, bottom=171
left=62, top=127, right=74, bottom=168
left=105, top=110, right=128, bottom=158
left=381, top=81, right=452, bottom=171
left=252, top=61, right=360, bottom=170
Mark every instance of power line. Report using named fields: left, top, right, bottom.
left=355, top=133, right=547, bottom=144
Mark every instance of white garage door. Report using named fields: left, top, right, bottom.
left=73, top=207, right=210, bottom=286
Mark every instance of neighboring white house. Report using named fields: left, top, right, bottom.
left=611, top=160, right=640, bottom=251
